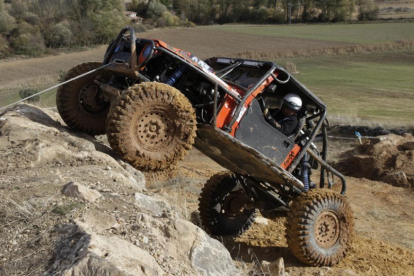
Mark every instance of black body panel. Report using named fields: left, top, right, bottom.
left=194, top=125, right=304, bottom=190
left=235, top=99, right=295, bottom=165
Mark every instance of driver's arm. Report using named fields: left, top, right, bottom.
left=264, top=109, right=298, bottom=136
left=264, top=109, right=281, bottom=129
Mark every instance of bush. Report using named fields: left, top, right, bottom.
left=284, top=62, right=299, bottom=74
left=147, top=0, right=167, bottom=19
left=10, top=33, right=45, bottom=56
left=45, top=22, right=73, bottom=47
left=156, top=11, right=180, bottom=27
left=22, top=12, right=39, bottom=25
left=11, top=21, right=40, bottom=37
left=145, top=24, right=155, bottom=30
left=58, top=70, right=67, bottom=82
left=0, top=12, right=16, bottom=34
left=358, top=0, right=379, bottom=20
left=9, top=0, right=27, bottom=18
left=184, top=20, right=196, bottom=28
left=133, top=24, right=147, bottom=33
left=18, top=88, right=40, bottom=103
left=157, top=17, right=167, bottom=27
left=92, top=10, right=128, bottom=44
left=0, top=35, right=10, bottom=58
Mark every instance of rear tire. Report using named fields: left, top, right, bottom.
left=106, top=82, right=196, bottom=172
left=286, top=189, right=354, bottom=266
left=199, top=172, right=256, bottom=235
left=56, top=62, right=112, bottom=135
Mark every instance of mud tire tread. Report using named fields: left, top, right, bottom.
left=286, top=189, right=354, bottom=266
left=106, top=82, right=196, bottom=172
left=56, top=62, right=111, bottom=135
left=198, top=171, right=256, bottom=236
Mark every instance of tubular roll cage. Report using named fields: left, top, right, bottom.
left=104, top=27, right=347, bottom=195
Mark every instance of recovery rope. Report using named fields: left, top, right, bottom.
left=0, top=62, right=115, bottom=112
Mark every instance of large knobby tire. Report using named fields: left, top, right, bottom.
left=106, top=82, right=196, bottom=172
left=56, top=62, right=112, bottom=135
left=199, top=172, right=256, bottom=235
left=286, top=189, right=354, bottom=266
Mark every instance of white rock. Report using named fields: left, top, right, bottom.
left=261, top=257, right=285, bottom=276
left=134, top=193, right=169, bottom=216
left=77, top=211, right=117, bottom=232
left=50, top=224, right=164, bottom=276
left=255, top=216, right=269, bottom=225
left=62, top=182, right=102, bottom=203
left=165, top=219, right=238, bottom=276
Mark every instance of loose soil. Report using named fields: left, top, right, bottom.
left=146, top=138, right=414, bottom=275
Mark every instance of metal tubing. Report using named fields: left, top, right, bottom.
left=213, top=82, right=218, bottom=128
left=104, top=26, right=135, bottom=66
left=307, top=148, right=347, bottom=195
left=271, top=72, right=290, bottom=84
left=262, top=190, right=288, bottom=207
left=218, top=62, right=242, bottom=79
left=251, top=182, right=288, bottom=207
left=225, top=65, right=277, bottom=131
left=216, top=61, right=242, bottom=75
left=156, top=47, right=241, bottom=102
left=320, top=123, right=328, bottom=188
left=288, top=110, right=326, bottom=173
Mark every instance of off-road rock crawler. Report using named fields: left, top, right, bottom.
left=57, top=27, right=353, bottom=266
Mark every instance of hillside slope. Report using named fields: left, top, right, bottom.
left=1, top=105, right=414, bottom=275
left=0, top=104, right=237, bottom=275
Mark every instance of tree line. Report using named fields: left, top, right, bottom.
left=0, top=0, right=379, bottom=58
left=160, top=0, right=379, bottom=24
left=0, top=0, right=127, bottom=57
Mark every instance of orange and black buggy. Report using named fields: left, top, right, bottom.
left=57, top=27, right=353, bottom=266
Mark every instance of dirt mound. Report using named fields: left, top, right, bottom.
left=334, top=134, right=414, bottom=188
left=329, top=124, right=413, bottom=137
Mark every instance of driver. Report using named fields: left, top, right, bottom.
left=264, top=93, right=302, bottom=136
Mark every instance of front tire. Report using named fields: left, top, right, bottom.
left=106, top=82, right=197, bottom=172
left=199, top=172, right=256, bottom=235
left=286, top=189, right=354, bottom=266
left=56, top=62, right=112, bottom=135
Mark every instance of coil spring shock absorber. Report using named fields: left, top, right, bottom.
left=301, top=152, right=310, bottom=191
left=165, top=64, right=187, bottom=86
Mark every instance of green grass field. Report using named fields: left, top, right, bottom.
left=2, top=50, right=413, bottom=126
left=277, top=50, right=414, bottom=125
left=206, top=22, right=414, bottom=44
left=1, top=23, right=413, bottom=127
left=0, top=85, right=57, bottom=110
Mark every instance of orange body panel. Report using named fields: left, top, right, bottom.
left=216, top=95, right=238, bottom=129
left=281, top=145, right=301, bottom=169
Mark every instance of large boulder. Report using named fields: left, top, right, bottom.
left=48, top=224, right=164, bottom=276
left=0, top=105, right=238, bottom=275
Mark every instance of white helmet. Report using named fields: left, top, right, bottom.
left=282, top=93, right=302, bottom=111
